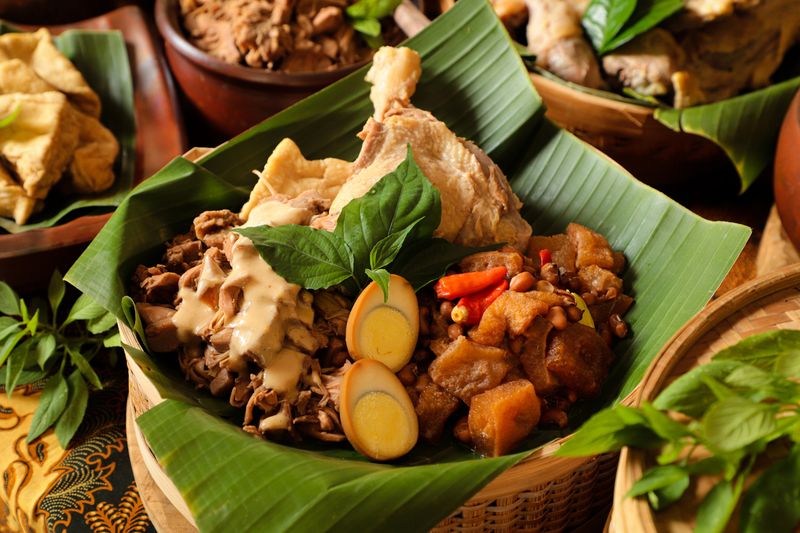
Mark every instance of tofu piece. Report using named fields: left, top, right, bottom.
left=414, top=380, right=460, bottom=443
left=468, top=380, right=541, bottom=457
left=428, top=336, right=511, bottom=404
left=0, top=164, right=38, bottom=224
left=60, top=111, right=119, bottom=194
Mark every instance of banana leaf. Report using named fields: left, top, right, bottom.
left=0, top=25, right=135, bottom=233
left=66, top=0, right=749, bottom=530
left=655, top=74, right=800, bottom=193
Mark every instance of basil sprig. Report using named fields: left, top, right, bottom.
left=582, top=0, right=684, bottom=55
left=346, top=0, right=402, bottom=48
left=236, top=146, right=500, bottom=300
left=0, top=272, right=120, bottom=447
left=557, top=329, right=800, bottom=533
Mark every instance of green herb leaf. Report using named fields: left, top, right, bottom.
left=626, top=464, right=688, bottom=498
left=600, top=0, right=683, bottom=53
left=346, top=0, right=401, bottom=20
left=0, top=317, right=18, bottom=342
left=236, top=225, right=354, bottom=290
left=26, top=309, right=38, bottom=335
left=647, top=474, right=691, bottom=511
left=640, top=402, right=691, bottom=441
left=556, top=406, right=662, bottom=456
left=775, top=350, right=800, bottom=379
left=67, top=348, right=103, bottom=390
left=0, top=329, right=26, bottom=367
left=64, top=293, right=107, bottom=325
left=16, top=367, right=48, bottom=387
left=0, top=281, right=19, bottom=316
left=87, top=311, right=118, bottom=335
left=653, top=360, right=740, bottom=417
left=26, top=372, right=68, bottom=443
left=686, top=457, right=727, bottom=476
left=703, top=397, right=777, bottom=453
left=5, top=338, right=31, bottom=395
left=103, top=332, right=121, bottom=348
left=370, top=220, right=423, bottom=271
left=54, top=370, right=89, bottom=448
left=334, top=146, right=441, bottom=287
left=47, top=270, right=65, bottom=317
left=392, top=239, right=503, bottom=291
left=713, top=330, right=800, bottom=370
left=581, top=0, right=637, bottom=54
left=365, top=268, right=391, bottom=302
left=32, top=333, right=57, bottom=370
left=695, top=479, right=739, bottom=533
left=351, top=17, right=382, bottom=38
left=739, top=445, right=800, bottom=533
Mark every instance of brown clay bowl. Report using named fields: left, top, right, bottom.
left=774, top=87, right=800, bottom=252
left=529, top=74, right=731, bottom=189
left=155, top=0, right=372, bottom=139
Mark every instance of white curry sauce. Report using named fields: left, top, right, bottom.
left=171, top=199, right=316, bottom=395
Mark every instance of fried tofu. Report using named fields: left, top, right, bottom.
left=60, top=111, right=119, bottom=194
left=0, top=91, right=80, bottom=201
left=0, top=28, right=101, bottom=117
left=0, top=164, right=39, bottom=224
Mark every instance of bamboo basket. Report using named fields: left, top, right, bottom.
left=611, top=264, right=800, bottom=532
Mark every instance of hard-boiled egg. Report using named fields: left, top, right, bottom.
left=345, top=274, right=419, bottom=372
left=340, top=359, right=419, bottom=461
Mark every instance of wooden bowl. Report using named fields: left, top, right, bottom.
left=529, top=74, right=730, bottom=188
left=0, top=6, right=186, bottom=293
left=774, top=88, right=800, bottom=252
left=154, top=0, right=374, bottom=139
left=611, top=264, right=800, bottom=532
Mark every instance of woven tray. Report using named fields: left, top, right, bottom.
left=611, top=263, right=800, bottom=532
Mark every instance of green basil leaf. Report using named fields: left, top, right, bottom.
left=26, top=372, right=68, bottom=442
left=556, top=405, right=662, bottom=456
left=26, top=309, right=38, bottom=335
left=236, top=225, right=354, bottom=290
left=653, top=360, right=741, bottom=417
left=87, top=311, right=118, bottom=335
left=334, top=146, right=441, bottom=285
left=686, top=456, right=728, bottom=476
left=581, top=0, right=637, bottom=54
left=626, top=464, right=688, bottom=499
left=346, top=0, right=401, bottom=20
left=392, top=239, right=503, bottom=291
left=0, top=329, right=26, bottom=367
left=350, top=17, right=381, bottom=38
left=54, top=370, right=89, bottom=448
left=19, top=299, right=27, bottom=321
left=103, top=332, right=121, bottom=348
left=601, top=0, right=684, bottom=54
left=369, top=219, right=423, bottom=270
left=640, top=402, right=691, bottom=441
left=64, top=293, right=107, bottom=325
left=647, top=474, right=691, bottom=511
left=33, top=333, right=57, bottom=370
left=775, top=350, right=800, bottom=379
left=5, top=338, right=31, bottom=395
left=67, top=348, right=102, bottom=390
left=740, top=444, right=800, bottom=533
left=703, top=397, right=777, bottom=453
left=695, top=479, right=738, bottom=533
left=656, top=440, right=688, bottom=465
left=48, top=270, right=65, bottom=316
left=16, top=367, right=48, bottom=387
left=0, top=281, right=19, bottom=316
left=700, top=374, right=734, bottom=401
left=0, top=318, right=18, bottom=341
left=713, top=330, right=800, bottom=371
left=365, top=268, right=391, bottom=302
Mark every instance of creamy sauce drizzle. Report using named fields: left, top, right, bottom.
left=171, top=200, right=315, bottom=395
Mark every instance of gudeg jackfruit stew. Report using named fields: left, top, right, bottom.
left=131, top=46, right=632, bottom=460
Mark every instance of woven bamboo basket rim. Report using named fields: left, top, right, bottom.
left=611, top=263, right=800, bottom=532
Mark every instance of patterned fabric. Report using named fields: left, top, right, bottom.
left=0, top=371, right=155, bottom=532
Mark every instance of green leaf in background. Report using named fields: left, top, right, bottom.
left=0, top=28, right=135, bottom=232
left=702, top=397, right=777, bottom=453
left=64, top=293, right=107, bottom=325
left=65, top=0, right=749, bottom=528
left=739, top=445, right=800, bottom=533
left=694, top=479, right=740, bottom=533
left=67, top=347, right=102, bottom=390
left=33, top=333, right=56, bottom=370
left=653, top=360, right=740, bottom=417
left=601, top=0, right=683, bottom=53
left=26, top=372, right=68, bottom=442
left=346, top=0, right=402, bottom=19
left=54, top=370, right=89, bottom=447
left=0, top=281, right=18, bottom=315
left=626, top=464, right=690, bottom=511
left=712, top=329, right=800, bottom=370
left=47, top=270, right=65, bottom=318
left=655, top=75, right=800, bottom=192
left=351, top=17, right=382, bottom=38
left=87, top=311, right=118, bottom=335
left=5, top=338, right=30, bottom=395
left=581, top=0, right=637, bottom=54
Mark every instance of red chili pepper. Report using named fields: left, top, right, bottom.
left=539, top=248, right=552, bottom=266
left=450, top=279, right=509, bottom=326
left=434, top=266, right=507, bottom=300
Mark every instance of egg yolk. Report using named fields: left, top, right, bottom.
left=357, top=305, right=415, bottom=371
left=352, top=391, right=414, bottom=458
